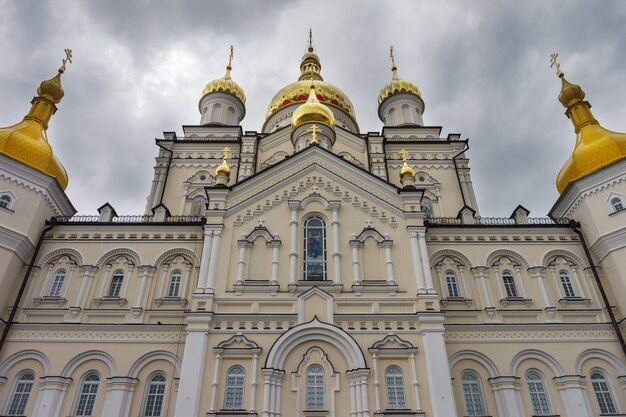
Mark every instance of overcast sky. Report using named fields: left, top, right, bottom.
left=1, top=0, right=625, bottom=217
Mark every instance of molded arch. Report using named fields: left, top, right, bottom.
left=61, top=350, right=117, bottom=378
left=575, top=348, right=626, bottom=375
left=300, top=194, right=332, bottom=210
left=541, top=249, right=587, bottom=269
left=154, top=248, right=200, bottom=268
left=38, top=248, right=85, bottom=268
left=128, top=351, right=181, bottom=379
left=265, top=318, right=366, bottom=370
left=449, top=350, right=500, bottom=378
left=430, top=249, right=473, bottom=269
left=243, top=226, right=276, bottom=243
left=0, top=349, right=51, bottom=375
left=352, top=227, right=387, bottom=244
left=485, top=249, right=530, bottom=269
left=510, top=349, right=564, bottom=377
left=96, top=248, right=142, bottom=268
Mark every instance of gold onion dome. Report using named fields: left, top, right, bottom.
left=378, top=47, right=421, bottom=105
left=215, top=147, right=231, bottom=177
left=0, top=50, right=73, bottom=190
left=291, top=85, right=335, bottom=129
left=264, top=31, right=356, bottom=128
left=399, top=149, right=414, bottom=179
left=550, top=54, right=626, bottom=193
left=200, top=46, right=246, bottom=108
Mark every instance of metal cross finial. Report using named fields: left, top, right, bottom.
left=390, top=45, right=396, bottom=68
left=306, top=124, right=321, bottom=145
left=59, top=48, right=73, bottom=73
left=307, top=29, right=314, bottom=52
left=223, top=146, right=231, bottom=161
left=228, top=45, right=234, bottom=68
left=550, top=52, right=564, bottom=78
left=399, top=148, right=408, bottom=162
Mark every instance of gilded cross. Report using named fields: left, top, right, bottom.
left=228, top=45, right=234, bottom=68
left=59, top=48, right=73, bottom=73
left=306, top=124, right=321, bottom=145
left=549, top=52, right=564, bottom=78
left=399, top=148, right=408, bottom=162
left=390, top=45, right=396, bottom=68
left=307, top=29, right=314, bottom=51
left=222, top=147, right=231, bottom=161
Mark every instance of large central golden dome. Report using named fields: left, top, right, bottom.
left=264, top=34, right=356, bottom=129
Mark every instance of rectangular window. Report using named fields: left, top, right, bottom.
left=503, top=275, right=518, bottom=297
left=108, top=275, right=123, bottom=297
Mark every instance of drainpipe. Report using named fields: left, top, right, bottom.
left=0, top=217, right=57, bottom=354
left=569, top=220, right=626, bottom=361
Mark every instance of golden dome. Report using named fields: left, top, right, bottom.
left=554, top=74, right=626, bottom=193
left=378, top=66, right=421, bottom=105
left=264, top=31, right=356, bottom=129
left=215, top=146, right=231, bottom=177
left=200, top=47, right=246, bottom=108
left=291, top=85, right=335, bottom=129
left=398, top=149, right=414, bottom=179
left=0, top=52, right=72, bottom=190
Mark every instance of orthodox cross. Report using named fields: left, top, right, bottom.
left=549, top=52, right=564, bottom=78
left=307, top=124, right=321, bottom=145
left=390, top=45, right=396, bottom=68
left=228, top=45, right=234, bottom=68
left=222, top=146, right=231, bottom=161
left=399, top=148, right=408, bottom=163
left=307, top=29, right=314, bottom=51
left=59, top=48, right=73, bottom=73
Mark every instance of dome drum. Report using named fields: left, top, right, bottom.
left=292, top=122, right=335, bottom=151
left=378, top=93, right=425, bottom=127
left=199, top=92, right=245, bottom=126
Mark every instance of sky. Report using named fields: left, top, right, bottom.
left=1, top=0, right=625, bottom=217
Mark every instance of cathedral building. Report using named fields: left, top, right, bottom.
left=1, top=37, right=625, bottom=417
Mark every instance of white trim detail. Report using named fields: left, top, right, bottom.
left=0, top=224, right=35, bottom=263
left=0, top=349, right=51, bottom=375
left=509, top=349, right=564, bottom=376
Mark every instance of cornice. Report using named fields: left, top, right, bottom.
left=589, top=226, right=626, bottom=261
left=0, top=223, right=35, bottom=262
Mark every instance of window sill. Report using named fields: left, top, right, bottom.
left=499, top=297, right=532, bottom=306
left=608, top=208, right=626, bottom=216
left=440, top=297, right=473, bottom=307
left=93, top=296, right=127, bottom=306
left=154, top=297, right=187, bottom=306
left=33, top=296, right=67, bottom=306
left=558, top=297, right=591, bottom=306
left=374, top=410, right=426, bottom=417
left=206, top=411, right=257, bottom=417
left=303, top=410, right=329, bottom=417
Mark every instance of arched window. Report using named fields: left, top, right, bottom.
left=49, top=269, right=66, bottom=297
left=303, top=217, right=327, bottom=281
left=461, top=371, right=485, bottom=416
left=306, top=365, right=325, bottom=410
left=445, top=270, right=460, bottom=298
left=502, top=270, right=518, bottom=298
left=74, top=373, right=100, bottom=416
left=559, top=270, right=576, bottom=298
left=108, top=269, right=124, bottom=297
left=526, top=371, right=551, bottom=415
left=144, top=374, right=167, bottom=417
left=610, top=197, right=624, bottom=213
left=385, top=366, right=406, bottom=409
left=6, top=371, right=35, bottom=416
left=0, top=194, right=12, bottom=209
left=590, top=370, right=617, bottom=414
left=224, top=366, right=245, bottom=409
left=167, top=270, right=182, bottom=297
left=191, top=196, right=205, bottom=217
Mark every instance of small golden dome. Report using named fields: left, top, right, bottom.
left=400, top=161, right=415, bottom=179
left=215, top=159, right=231, bottom=176
left=200, top=47, right=245, bottom=108
left=378, top=67, right=421, bottom=105
left=553, top=70, right=626, bottom=193
left=291, top=85, right=335, bottom=129
left=37, top=72, right=65, bottom=103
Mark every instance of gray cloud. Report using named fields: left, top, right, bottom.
left=1, top=0, right=626, bottom=217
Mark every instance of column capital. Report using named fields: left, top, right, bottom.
left=528, top=266, right=546, bottom=278
left=106, top=376, right=139, bottom=389
left=79, top=265, right=98, bottom=275
left=38, top=376, right=73, bottom=389
left=470, top=266, right=488, bottom=277
left=488, top=375, right=520, bottom=390
left=553, top=375, right=586, bottom=389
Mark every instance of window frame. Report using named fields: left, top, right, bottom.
left=460, top=371, right=486, bottom=417
left=303, top=216, right=328, bottom=282
left=525, top=370, right=552, bottom=416
left=5, top=370, right=35, bottom=416
left=445, top=270, right=460, bottom=298
left=559, top=270, right=576, bottom=298
left=49, top=268, right=67, bottom=297
left=610, top=196, right=624, bottom=213
left=385, top=366, right=407, bottom=410
left=224, top=366, right=245, bottom=410
left=305, top=364, right=325, bottom=410
left=0, top=191, right=16, bottom=210
left=143, top=373, right=168, bottom=417
left=589, top=369, right=618, bottom=414
left=107, top=269, right=124, bottom=297
left=73, top=372, right=100, bottom=417
left=502, top=270, right=518, bottom=298
left=167, top=269, right=182, bottom=298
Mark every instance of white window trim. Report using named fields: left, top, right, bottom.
left=0, top=190, right=16, bottom=211
left=72, top=372, right=100, bottom=417
left=525, top=369, right=553, bottom=416
left=142, top=372, right=168, bottom=417
left=589, top=368, right=620, bottom=415
left=5, top=370, right=35, bottom=416
left=607, top=192, right=625, bottom=214
left=384, top=366, right=407, bottom=409
left=460, top=370, right=487, bottom=417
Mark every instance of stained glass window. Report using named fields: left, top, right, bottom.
left=303, top=217, right=327, bottom=281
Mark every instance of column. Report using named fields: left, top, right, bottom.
left=134, top=267, right=152, bottom=308
left=409, top=351, right=422, bottom=411
left=97, top=266, right=112, bottom=297
left=181, top=266, right=192, bottom=298
left=289, top=204, right=299, bottom=286
left=32, top=376, right=72, bottom=417
left=38, top=265, right=53, bottom=297
left=408, top=229, right=426, bottom=294
left=379, top=241, right=395, bottom=284
left=514, top=266, right=528, bottom=298
left=73, top=266, right=96, bottom=308
left=261, top=369, right=284, bottom=417
left=121, top=265, right=134, bottom=298
left=493, top=267, right=506, bottom=300
left=554, top=375, right=594, bottom=417
left=529, top=267, right=552, bottom=308
left=550, top=267, right=564, bottom=299
left=418, top=315, right=458, bottom=417
left=209, top=352, right=222, bottom=412
left=417, top=230, right=435, bottom=293
left=236, top=239, right=250, bottom=286
left=489, top=376, right=524, bottom=417
left=101, top=377, right=138, bottom=417
left=174, top=319, right=210, bottom=417
left=153, top=170, right=166, bottom=208
left=250, top=353, right=259, bottom=413
left=570, top=267, right=586, bottom=297
left=473, top=267, right=493, bottom=308
left=158, top=265, right=170, bottom=298
left=60, top=266, right=76, bottom=298
left=268, top=241, right=280, bottom=286
left=350, top=239, right=362, bottom=286
left=371, top=353, right=381, bottom=413
left=196, top=227, right=214, bottom=293
left=330, top=204, right=342, bottom=285
left=205, top=226, right=223, bottom=294
left=458, top=267, right=470, bottom=298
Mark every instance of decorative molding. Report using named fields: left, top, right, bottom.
left=154, top=247, right=200, bottom=267
left=0, top=223, right=35, bottom=262
left=429, top=249, right=473, bottom=269
left=589, top=226, right=626, bottom=262
left=95, top=248, right=142, bottom=268
left=541, top=249, right=587, bottom=269
left=37, top=247, right=85, bottom=267
left=485, top=249, right=530, bottom=269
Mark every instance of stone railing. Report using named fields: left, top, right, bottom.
left=55, top=215, right=204, bottom=224
left=426, top=217, right=570, bottom=226
left=171, top=136, right=239, bottom=141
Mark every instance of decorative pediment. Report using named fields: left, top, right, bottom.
left=241, top=225, right=277, bottom=244
left=298, top=287, right=334, bottom=324
left=351, top=226, right=388, bottom=244
left=215, top=334, right=260, bottom=351
left=369, top=334, right=416, bottom=355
